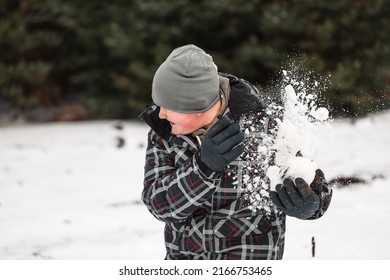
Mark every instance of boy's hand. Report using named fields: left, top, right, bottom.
left=198, top=116, right=244, bottom=172
left=270, top=176, right=320, bottom=219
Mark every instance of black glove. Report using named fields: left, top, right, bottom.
left=270, top=175, right=320, bottom=219
left=197, top=116, right=244, bottom=172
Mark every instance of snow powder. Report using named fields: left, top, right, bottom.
left=240, top=66, right=332, bottom=213
left=268, top=69, right=330, bottom=191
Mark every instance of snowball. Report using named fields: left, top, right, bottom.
left=280, top=157, right=318, bottom=184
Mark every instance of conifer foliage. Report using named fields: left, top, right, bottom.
left=0, top=0, right=388, bottom=120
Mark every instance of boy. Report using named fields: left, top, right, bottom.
left=139, top=44, right=332, bottom=259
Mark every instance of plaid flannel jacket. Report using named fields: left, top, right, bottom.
left=139, top=73, right=332, bottom=260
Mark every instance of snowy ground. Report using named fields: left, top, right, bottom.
left=0, top=110, right=389, bottom=260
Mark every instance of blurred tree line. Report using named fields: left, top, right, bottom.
left=0, top=0, right=389, bottom=121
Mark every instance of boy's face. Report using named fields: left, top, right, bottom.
left=158, top=107, right=204, bottom=135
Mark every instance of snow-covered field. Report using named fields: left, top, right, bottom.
left=0, top=110, right=389, bottom=260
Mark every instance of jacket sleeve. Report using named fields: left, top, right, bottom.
left=307, top=171, right=333, bottom=220
left=141, top=129, right=222, bottom=223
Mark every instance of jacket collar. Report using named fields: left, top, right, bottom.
left=219, top=72, right=267, bottom=118
left=138, top=104, right=172, bottom=140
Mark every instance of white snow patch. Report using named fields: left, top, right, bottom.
left=0, top=110, right=389, bottom=259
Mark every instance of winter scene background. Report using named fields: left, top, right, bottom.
left=1, top=102, right=389, bottom=260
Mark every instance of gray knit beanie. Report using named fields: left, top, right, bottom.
left=152, top=44, right=220, bottom=113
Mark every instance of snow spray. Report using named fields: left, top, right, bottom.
left=266, top=68, right=331, bottom=191
left=243, top=65, right=332, bottom=213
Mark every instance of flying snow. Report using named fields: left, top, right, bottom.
left=244, top=67, right=332, bottom=212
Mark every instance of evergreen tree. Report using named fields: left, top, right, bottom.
left=0, top=0, right=388, bottom=120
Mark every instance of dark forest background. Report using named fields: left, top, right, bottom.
left=0, top=0, right=389, bottom=122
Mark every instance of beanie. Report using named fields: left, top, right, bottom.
left=152, top=44, right=220, bottom=113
